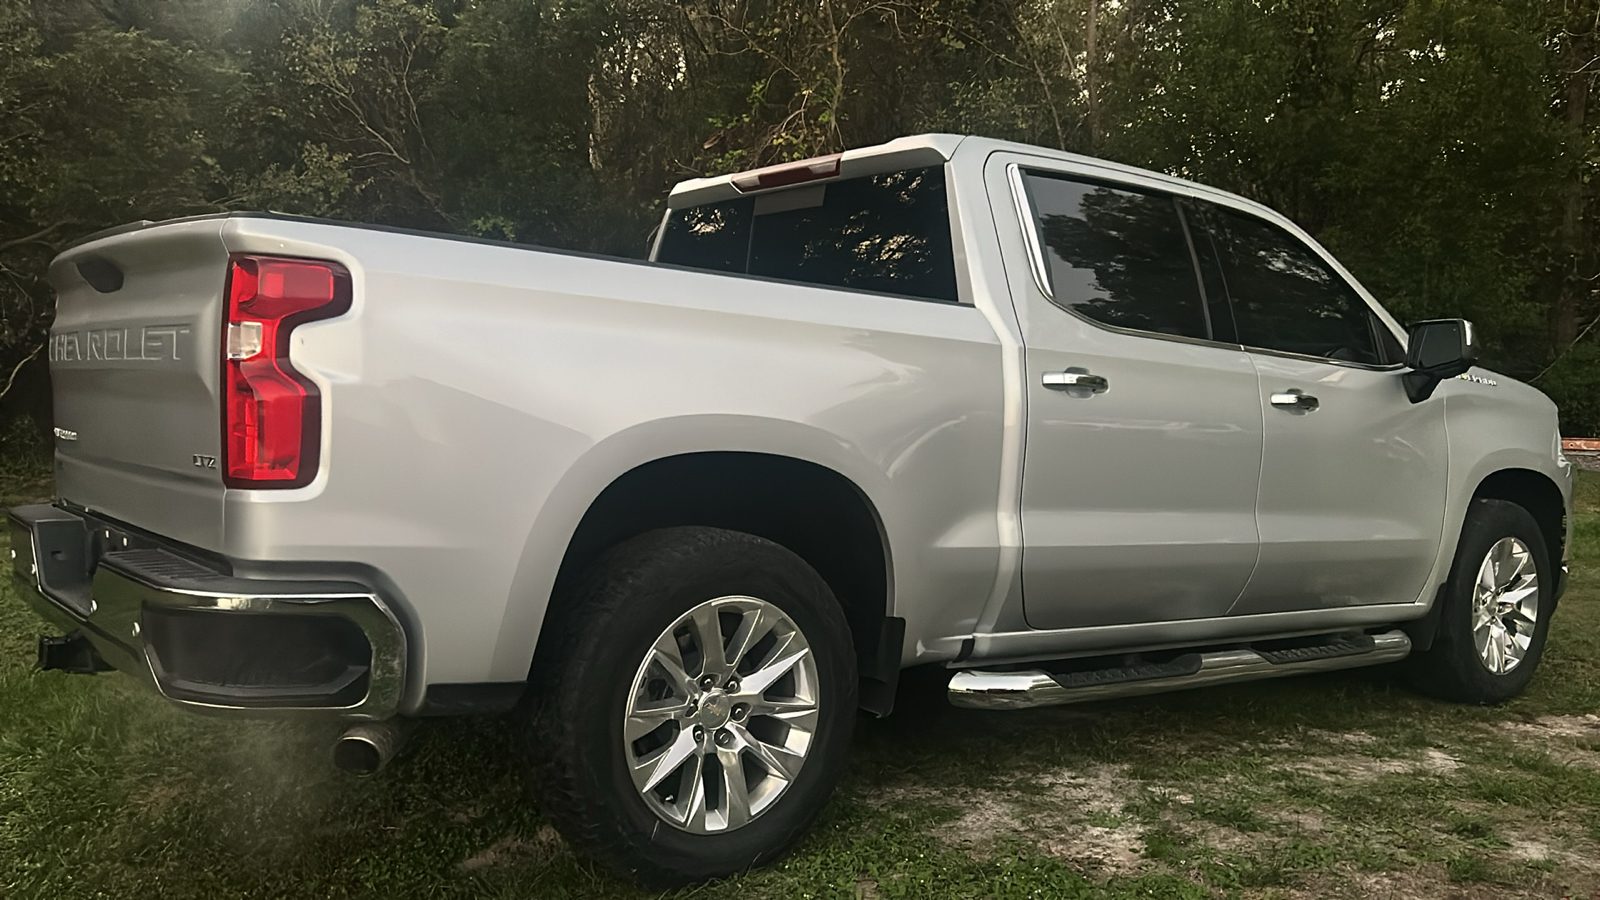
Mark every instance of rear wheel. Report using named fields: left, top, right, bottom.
left=1407, top=499, right=1552, bottom=704
left=521, top=526, right=857, bottom=885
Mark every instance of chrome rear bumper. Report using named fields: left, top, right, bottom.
left=7, top=503, right=406, bottom=719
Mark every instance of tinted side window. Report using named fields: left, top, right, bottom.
left=656, top=166, right=958, bottom=303
left=1205, top=206, right=1382, bottom=365
left=1023, top=172, right=1209, bottom=340
left=1373, top=312, right=1405, bottom=364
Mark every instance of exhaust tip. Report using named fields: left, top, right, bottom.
left=333, top=720, right=408, bottom=776
left=333, top=735, right=384, bottom=775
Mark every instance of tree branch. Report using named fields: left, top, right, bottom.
left=0, top=223, right=63, bottom=256
left=0, top=342, right=43, bottom=405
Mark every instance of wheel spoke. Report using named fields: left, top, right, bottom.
left=1503, top=592, right=1539, bottom=632
left=740, top=630, right=809, bottom=696
left=647, top=642, right=694, bottom=696
left=748, top=695, right=816, bottom=716
left=722, top=604, right=772, bottom=676
left=1476, top=559, right=1498, bottom=596
left=1485, top=625, right=1506, bottom=674
left=1502, top=630, right=1521, bottom=667
left=733, top=722, right=805, bottom=782
left=716, top=744, right=752, bottom=830
left=748, top=699, right=819, bottom=739
left=1472, top=616, right=1493, bottom=645
left=633, top=726, right=699, bottom=793
left=1473, top=621, right=1493, bottom=667
left=1490, top=539, right=1514, bottom=587
left=1503, top=547, right=1530, bottom=586
left=1471, top=602, right=1494, bottom=632
left=1499, top=581, right=1538, bottom=608
left=681, top=754, right=709, bottom=831
left=624, top=699, right=690, bottom=742
left=687, top=604, right=726, bottom=677
left=1510, top=627, right=1532, bottom=654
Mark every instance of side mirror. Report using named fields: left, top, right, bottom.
left=1402, top=318, right=1478, bottom=403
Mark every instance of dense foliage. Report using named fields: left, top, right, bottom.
left=1, top=0, right=1596, bottom=440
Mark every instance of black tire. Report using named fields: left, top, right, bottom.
left=520, top=526, right=858, bottom=885
left=1407, top=498, right=1553, bottom=704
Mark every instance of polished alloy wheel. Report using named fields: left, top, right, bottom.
left=623, top=595, right=820, bottom=833
left=1470, top=536, right=1539, bottom=675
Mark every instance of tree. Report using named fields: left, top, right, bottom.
left=2, top=0, right=1597, bottom=443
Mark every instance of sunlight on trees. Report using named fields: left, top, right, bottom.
left=1, top=0, right=1595, bottom=435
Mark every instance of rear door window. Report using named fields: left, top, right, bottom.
left=1020, top=172, right=1211, bottom=341
left=1202, top=204, right=1384, bottom=365
left=656, top=166, right=959, bottom=303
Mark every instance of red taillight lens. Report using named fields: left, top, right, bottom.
left=730, top=153, right=842, bottom=192
left=222, top=255, right=351, bottom=488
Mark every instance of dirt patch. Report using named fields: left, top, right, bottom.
left=1503, top=834, right=1600, bottom=877
left=458, top=825, right=564, bottom=871
left=1506, top=836, right=1556, bottom=863
left=1496, top=714, right=1600, bottom=770
left=1267, top=806, right=1328, bottom=834
left=1279, top=747, right=1460, bottom=782
left=879, top=765, right=1148, bottom=875
left=1314, top=729, right=1380, bottom=748
left=1503, top=713, right=1600, bottom=740
left=1040, top=824, right=1145, bottom=874
left=1421, top=748, right=1464, bottom=773
left=1298, top=864, right=1557, bottom=899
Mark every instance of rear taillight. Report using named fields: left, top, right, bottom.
left=222, top=255, right=351, bottom=488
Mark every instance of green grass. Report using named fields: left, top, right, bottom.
left=2, top=469, right=1599, bottom=898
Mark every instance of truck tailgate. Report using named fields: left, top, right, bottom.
left=47, top=218, right=231, bottom=549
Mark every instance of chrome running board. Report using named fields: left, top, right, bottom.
left=947, top=630, right=1412, bottom=710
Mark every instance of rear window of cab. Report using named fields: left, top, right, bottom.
left=656, top=166, right=959, bottom=303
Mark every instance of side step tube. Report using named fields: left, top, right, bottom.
left=948, top=630, right=1412, bottom=710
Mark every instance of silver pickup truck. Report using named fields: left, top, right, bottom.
left=9, top=134, right=1575, bottom=884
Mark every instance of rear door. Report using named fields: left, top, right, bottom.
left=1192, top=202, right=1448, bottom=613
left=996, top=159, right=1265, bottom=629
left=47, top=218, right=231, bottom=549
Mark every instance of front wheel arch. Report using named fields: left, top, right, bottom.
left=1471, top=468, right=1566, bottom=583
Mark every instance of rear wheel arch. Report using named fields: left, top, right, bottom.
left=535, top=451, right=897, bottom=711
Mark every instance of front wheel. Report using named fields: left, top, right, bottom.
left=521, top=527, right=857, bottom=885
left=1407, top=499, right=1553, bottom=704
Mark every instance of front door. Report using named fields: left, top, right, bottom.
left=999, top=160, right=1265, bottom=630
left=1194, top=201, right=1448, bottom=614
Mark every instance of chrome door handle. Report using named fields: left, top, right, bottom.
left=1270, top=390, right=1319, bottom=411
left=1042, top=371, right=1109, bottom=393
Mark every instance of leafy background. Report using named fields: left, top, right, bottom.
left=2, top=0, right=1596, bottom=450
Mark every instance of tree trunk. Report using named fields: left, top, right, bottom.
left=1086, top=0, right=1100, bottom=148
left=1552, top=11, right=1594, bottom=353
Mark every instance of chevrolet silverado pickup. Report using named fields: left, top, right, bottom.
left=8, top=134, right=1575, bottom=884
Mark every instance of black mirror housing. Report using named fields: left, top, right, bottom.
left=1402, top=318, right=1478, bottom=403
